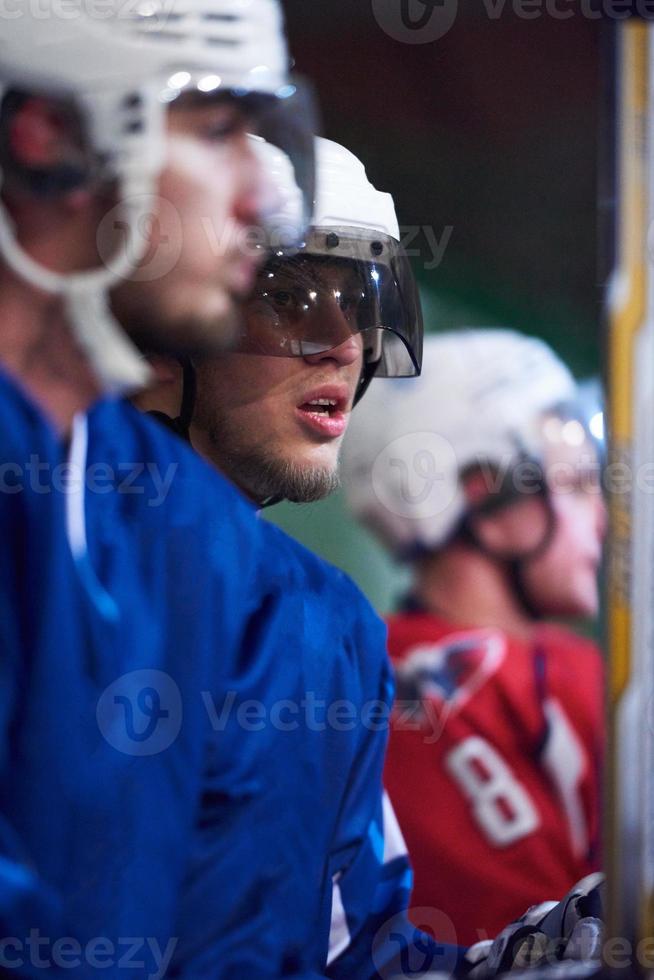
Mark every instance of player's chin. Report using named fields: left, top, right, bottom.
left=127, top=298, right=242, bottom=357
left=572, top=567, right=601, bottom=617
left=282, top=460, right=340, bottom=504
left=556, top=584, right=600, bottom=620
left=299, top=439, right=343, bottom=474
left=574, top=588, right=600, bottom=619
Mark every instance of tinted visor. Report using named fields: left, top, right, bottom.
left=235, top=227, right=423, bottom=375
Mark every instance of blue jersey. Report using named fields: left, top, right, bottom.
left=0, top=376, right=310, bottom=977
left=82, top=397, right=407, bottom=978
left=165, top=514, right=468, bottom=980
left=0, top=369, right=80, bottom=972
left=0, top=372, right=465, bottom=978
left=81, top=397, right=467, bottom=979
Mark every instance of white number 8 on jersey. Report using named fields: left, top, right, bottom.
left=446, top=736, right=540, bottom=847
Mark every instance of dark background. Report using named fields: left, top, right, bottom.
left=268, top=2, right=609, bottom=609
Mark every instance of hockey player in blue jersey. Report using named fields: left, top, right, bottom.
left=0, top=3, right=331, bottom=976
left=137, top=137, right=604, bottom=979
left=135, top=134, right=431, bottom=980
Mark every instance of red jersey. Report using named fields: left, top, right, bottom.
left=384, top=610, right=603, bottom=946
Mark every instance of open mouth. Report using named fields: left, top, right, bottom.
left=296, top=390, right=350, bottom=439
left=299, top=397, right=339, bottom=418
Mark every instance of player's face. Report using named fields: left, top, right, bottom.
left=110, top=97, right=274, bottom=355
left=521, top=428, right=606, bottom=619
left=189, top=261, right=365, bottom=503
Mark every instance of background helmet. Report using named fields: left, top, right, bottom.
left=341, top=329, right=583, bottom=559
left=0, top=0, right=317, bottom=391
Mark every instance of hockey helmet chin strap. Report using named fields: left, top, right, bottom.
left=0, top=176, right=154, bottom=394
left=0, top=152, right=161, bottom=394
left=354, top=355, right=380, bottom=405
left=0, top=84, right=164, bottom=396
left=455, top=455, right=558, bottom=622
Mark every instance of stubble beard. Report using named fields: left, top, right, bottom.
left=227, top=449, right=341, bottom=504
left=197, top=409, right=341, bottom=504
left=111, top=289, right=241, bottom=359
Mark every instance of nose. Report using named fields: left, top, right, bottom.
left=301, top=292, right=365, bottom=367
left=303, top=332, right=363, bottom=368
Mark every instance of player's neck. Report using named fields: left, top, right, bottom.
left=413, top=545, right=535, bottom=640
left=0, top=270, right=102, bottom=434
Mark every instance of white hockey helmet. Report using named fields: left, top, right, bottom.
left=235, top=136, right=423, bottom=400
left=342, top=329, right=580, bottom=558
left=0, top=0, right=317, bottom=392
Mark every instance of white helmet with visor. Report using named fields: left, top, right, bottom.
left=235, top=136, right=423, bottom=401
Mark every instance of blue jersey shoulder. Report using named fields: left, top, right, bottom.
left=261, top=520, right=389, bottom=679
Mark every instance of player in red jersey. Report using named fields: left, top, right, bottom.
left=342, top=329, right=606, bottom=947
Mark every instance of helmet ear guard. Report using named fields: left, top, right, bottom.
left=455, top=456, right=555, bottom=563
left=355, top=332, right=383, bottom=405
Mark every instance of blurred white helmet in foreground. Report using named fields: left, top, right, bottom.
left=0, top=0, right=316, bottom=392
left=342, top=329, right=579, bottom=558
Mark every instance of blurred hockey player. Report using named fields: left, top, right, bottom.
left=0, top=3, right=324, bottom=974
left=341, top=330, right=606, bottom=946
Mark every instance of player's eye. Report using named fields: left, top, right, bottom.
left=336, top=290, right=363, bottom=313
left=255, top=288, right=310, bottom=321
left=200, top=105, right=250, bottom=143
left=270, top=290, right=296, bottom=309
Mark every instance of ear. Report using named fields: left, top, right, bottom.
left=9, top=98, right=70, bottom=169
left=470, top=496, right=550, bottom=559
left=149, top=355, right=182, bottom=386
left=4, top=95, right=91, bottom=203
left=131, top=356, right=184, bottom=417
